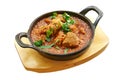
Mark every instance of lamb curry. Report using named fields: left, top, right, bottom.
left=31, top=12, right=92, bottom=54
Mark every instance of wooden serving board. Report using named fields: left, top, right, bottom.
left=15, top=27, right=109, bottom=73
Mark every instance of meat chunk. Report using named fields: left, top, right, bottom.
left=47, top=18, right=63, bottom=35
left=54, top=31, right=66, bottom=46
left=57, top=14, right=65, bottom=22
left=69, top=25, right=79, bottom=34
left=80, top=27, right=86, bottom=34
left=39, top=25, right=50, bottom=34
left=49, top=23, right=60, bottom=35
left=44, top=18, right=51, bottom=24
left=52, top=18, right=62, bottom=27
left=62, top=32, right=80, bottom=47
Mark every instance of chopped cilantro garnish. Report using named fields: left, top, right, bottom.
left=64, top=48, right=69, bottom=54
left=50, top=12, right=57, bottom=19
left=46, top=28, right=53, bottom=41
left=62, top=22, right=71, bottom=33
left=34, top=40, right=43, bottom=47
left=63, top=12, right=70, bottom=20
left=55, top=46, right=60, bottom=50
left=40, top=39, right=59, bottom=49
left=40, top=43, right=54, bottom=49
left=62, top=12, right=75, bottom=33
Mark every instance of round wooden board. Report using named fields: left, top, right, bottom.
left=14, top=27, right=109, bottom=73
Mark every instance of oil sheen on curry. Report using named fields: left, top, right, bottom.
left=31, top=12, right=92, bottom=54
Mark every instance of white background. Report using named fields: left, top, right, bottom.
left=0, top=0, right=120, bottom=80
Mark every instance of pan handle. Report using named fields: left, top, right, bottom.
left=15, top=32, right=34, bottom=48
left=80, top=6, right=103, bottom=28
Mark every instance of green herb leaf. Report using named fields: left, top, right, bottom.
left=63, top=12, right=70, bottom=20
left=51, top=12, right=57, bottom=19
left=62, top=12, right=75, bottom=33
left=34, top=40, right=43, bottom=47
left=55, top=46, right=60, bottom=50
left=64, top=48, right=69, bottom=54
left=67, top=19, right=75, bottom=24
left=46, top=37, right=51, bottom=42
left=40, top=45, right=51, bottom=49
left=62, top=23, right=71, bottom=33
left=46, top=28, right=53, bottom=38
left=40, top=40, right=59, bottom=49
left=62, top=12, right=75, bottom=24
left=40, top=43, right=54, bottom=49
left=46, top=28, right=53, bottom=41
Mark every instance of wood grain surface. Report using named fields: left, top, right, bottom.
left=15, top=26, right=109, bottom=73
